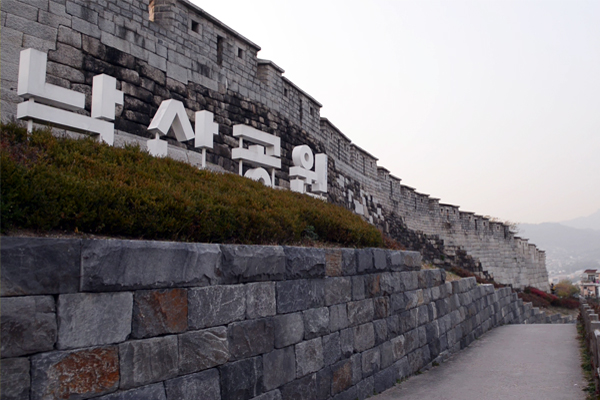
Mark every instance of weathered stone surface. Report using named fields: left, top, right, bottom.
left=283, top=247, right=326, bottom=279
left=325, top=250, right=342, bottom=277
left=347, top=299, right=374, bottom=327
left=329, top=304, right=349, bottom=332
left=276, top=279, right=324, bottom=313
left=380, top=341, right=394, bottom=369
left=95, top=383, right=166, bottom=400
left=374, top=296, right=390, bottom=319
left=303, top=307, right=329, bottom=339
left=314, top=367, right=331, bottom=400
left=387, top=251, right=406, bottom=271
left=295, top=338, right=324, bottom=377
left=119, top=336, right=178, bottom=389
left=1, top=357, right=30, bottom=400
left=280, top=373, right=316, bottom=400
left=0, top=237, right=80, bottom=296
left=57, top=292, right=132, bottom=350
left=246, top=282, right=276, bottom=319
left=339, top=328, right=354, bottom=358
left=262, top=347, right=296, bottom=391
left=273, top=313, right=304, bottom=348
left=228, top=318, right=274, bottom=360
left=179, top=327, right=229, bottom=374
left=390, top=292, right=406, bottom=314
left=353, top=323, right=375, bottom=352
left=364, top=274, right=381, bottom=298
left=252, top=390, right=282, bottom=400
left=373, top=319, right=388, bottom=345
left=165, top=369, right=220, bottom=400
left=351, top=353, right=362, bottom=384
left=324, top=277, right=352, bottom=306
left=400, top=271, right=419, bottom=292
left=220, top=245, right=285, bottom=283
left=322, top=332, right=341, bottom=366
left=356, top=376, right=374, bottom=400
left=403, top=252, right=422, bottom=269
left=331, top=386, right=357, bottom=400
left=31, top=346, right=119, bottom=400
left=81, top=240, right=220, bottom=291
left=1, top=296, right=56, bottom=358
left=372, top=249, right=387, bottom=270
left=188, top=285, right=246, bottom=329
left=220, top=357, right=263, bottom=400
left=352, top=276, right=365, bottom=301
left=132, top=289, right=187, bottom=339
left=373, top=363, right=399, bottom=394
left=356, top=249, right=374, bottom=273
left=396, top=356, right=411, bottom=380
left=341, top=249, right=357, bottom=276
left=391, top=334, right=406, bottom=361
left=361, top=347, right=380, bottom=377
left=331, top=359, right=352, bottom=395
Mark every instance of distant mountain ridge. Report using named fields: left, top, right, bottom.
left=560, top=209, right=600, bottom=231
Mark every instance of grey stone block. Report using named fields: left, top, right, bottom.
left=374, top=319, right=388, bottom=345
left=347, top=299, right=374, bottom=326
left=280, top=373, right=316, bottom=400
left=295, top=338, right=324, bottom=377
left=220, top=245, right=285, bottom=283
left=283, top=247, right=326, bottom=279
left=252, top=390, right=282, bottom=400
left=380, top=341, right=394, bottom=369
left=58, top=26, right=82, bottom=48
left=228, top=318, right=274, bottom=360
left=341, top=249, right=357, bottom=276
left=119, top=336, right=178, bottom=389
left=361, top=347, right=380, bottom=377
left=165, top=369, right=220, bottom=400
left=391, top=334, right=406, bottom=361
left=0, top=237, right=80, bottom=296
left=95, top=384, right=167, bottom=400
left=396, top=356, right=411, bottom=380
left=1, top=358, right=30, bottom=400
left=331, top=359, right=352, bottom=395
left=351, top=276, right=365, bottom=301
left=276, top=279, right=324, bottom=313
left=329, top=304, right=349, bottom=332
left=351, top=353, right=362, bottom=384
left=353, top=323, right=375, bottom=352
left=356, top=249, right=374, bottom=273
left=331, top=386, right=357, bottom=400
left=132, top=289, right=187, bottom=339
left=246, top=282, right=276, bottom=319
left=179, top=327, right=229, bottom=375
left=220, top=357, right=264, bottom=400
left=374, top=297, right=390, bottom=319
left=57, top=292, right=132, bottom=350
left=1, top=296, right=56, bottom=358
left=316, top=367, right=332, bottom=400
left=81, top=240, right=221, bottom=291
left=31, top=346, right=120, bottom=400
left=387, top=251, right=406, bottom=271
left=400, top=271, right=419, bottom=291
left=403, top=252, right=422, bottom=269
left=356, top=376, right=374, bottom=400
left=273, top=313, right=304, bottom=348
left=324, top=277, right=352, bottom=306
left=322, top=332, right=341, bottom=366
left=372, top=249, right=387, bottom=270
left=262, top=347, right=296, bottom=391
left=303, top=307, right=329, bottom=339
left=373, top=363, right=399, bottom=394
left=188, top=285, right=246, bottom=329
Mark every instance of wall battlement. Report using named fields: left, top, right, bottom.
left=0, top=0, right=548, bottom=290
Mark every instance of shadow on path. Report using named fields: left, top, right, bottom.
left=372, top=324, right=586, bottom=400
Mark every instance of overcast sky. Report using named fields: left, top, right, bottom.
left=194, top=0, right=600, bottom=224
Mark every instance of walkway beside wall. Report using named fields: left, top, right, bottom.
left=372, top=324, right=586, bottom=400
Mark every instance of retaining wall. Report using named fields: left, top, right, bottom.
left=0, top=0, right=549, bottom=290
left=1, top=237, right=568, bottom=400
left=580, top=301, right=600, bottom=394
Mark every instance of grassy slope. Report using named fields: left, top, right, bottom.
left=0, top=123, right=383, bottom=248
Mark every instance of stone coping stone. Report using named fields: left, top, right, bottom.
left=0, top=237, right=80, bottom=296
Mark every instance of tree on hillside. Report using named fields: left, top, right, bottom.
left=554, top=280, right=579, bottom=298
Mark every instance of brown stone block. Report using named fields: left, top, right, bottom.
left=331, top=359, right=352, bottom=394
left=132, top=289, right=188, bottom=339
left=325, top=250, right=342, bottom=277
left=31, top=347, right=119, bottom=399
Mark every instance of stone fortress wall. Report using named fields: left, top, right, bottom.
left=0, top=0, right=548, bottom=290
left=0, top=237, right=569, bottom=400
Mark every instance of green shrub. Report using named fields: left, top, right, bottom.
left=0, top=123, right=384, bottom=248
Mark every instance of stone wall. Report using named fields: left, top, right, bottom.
left=0, top=0, right=549, bottom=290
left=580, top=301, right=600, bottom=394
left=0, top=237, right=569, bottom=400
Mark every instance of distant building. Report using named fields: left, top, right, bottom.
left=580, top=269, right=600, bottom=298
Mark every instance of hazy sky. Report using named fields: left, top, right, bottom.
left=194, top=0, right=600, bottom=224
